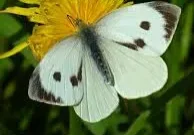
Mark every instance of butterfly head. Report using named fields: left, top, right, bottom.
left=67, top=15, right=89, bottom=30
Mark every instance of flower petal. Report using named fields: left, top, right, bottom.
left=0, top=42, right=28, bottom=59
left=0, top=7, right=47, bottom=24
left=121, top=1, right=134, bottom=7
left=19, top=0, right=40, bottom=4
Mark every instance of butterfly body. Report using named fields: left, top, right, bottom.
left=78, top=23, right=115, bottom=85
left=28, top=1, right=181, bottom=122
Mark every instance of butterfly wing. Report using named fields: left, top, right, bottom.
left=98, top=38, right=167, bottom=99
left=28, top=36, right=84, bottom=106
left=96, top=1, right=181, bottom=56
left=74, top=48, right=119, bottom=122
left=29, top=36, right=119, bottom=122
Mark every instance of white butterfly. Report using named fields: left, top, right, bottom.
left=28, top=1, right=181, bottom=122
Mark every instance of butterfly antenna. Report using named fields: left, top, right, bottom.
left=67, top=15, right=77, bottom=28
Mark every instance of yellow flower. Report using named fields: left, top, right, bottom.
left=0, top=0, right=133, bottom=60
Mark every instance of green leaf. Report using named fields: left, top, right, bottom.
left=125, top=111, right=150, bottom=135
left=69, top=108, right=85, bottom=135
left=152, top=70, right=194, bottom=110
left=14, top=34, right=38, bottom=67
left=165, top=96, right=185, bottom=135
left=180, top=3, right=194, bottom=62
left=84, top=111, right=127, bottom=135
left=3, top=80, right=16, bottom=99
left=0, top=0, right=6, bottom=8
left=0, top=58, right=13, bottom=79
left=0, top=14, right=22, bottom=37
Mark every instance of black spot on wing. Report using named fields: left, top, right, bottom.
left=134, top=39, right=146, bottom=48
left=149, top=1, right=179, bottom=41
left=140, top=21, right=150, bottom=30
left=115, top=38, right=145, bottom=51
left=29, top=68, right=63, bottom=104
left=53, top=72, right=61, bottom=82
left=37, top=88, right=62, bottom=104
left=115, top=41, right=138, bottom=51
left=70, top=76, right=78, bottom=87
left=69, top=62, right=82, bottom=87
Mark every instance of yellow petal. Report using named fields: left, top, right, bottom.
left=0, top=42, right=29, bottom=59
left=19, top=0, right=40, bottom=5
left=121, top=1, right=134, bottom=7
left=0, top=7, right=38, bottom=16
left=0, top=7, right=47, bottom=24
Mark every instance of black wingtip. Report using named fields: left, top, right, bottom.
left=148, top=1, right=181, bottom=41
left=28, top=67, right=63, bottom=105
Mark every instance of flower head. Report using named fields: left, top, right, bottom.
left=0, top=0, right=132, bottom=60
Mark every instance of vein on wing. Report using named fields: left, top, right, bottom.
left=72, top=40, right=79, bottom=103
left=85, top=50, right=91, bottom=121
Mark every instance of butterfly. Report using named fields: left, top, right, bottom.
left=28, top=1, right=181, bottom=122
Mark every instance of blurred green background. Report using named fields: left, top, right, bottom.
left=0, top=0, right=194, bottom=135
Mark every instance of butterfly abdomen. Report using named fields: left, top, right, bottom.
left=79, top=25, right=114, bottom=86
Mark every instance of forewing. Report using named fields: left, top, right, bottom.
left=74, top=48, right=119, bottom=122
left=96, top=1, right=181, bottom=56
left=28, top=36, right=84, bottom=106
left=100, top=38, right=167, bottom=99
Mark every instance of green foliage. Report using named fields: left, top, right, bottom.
left=0, top=0, right=194, bottom=135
